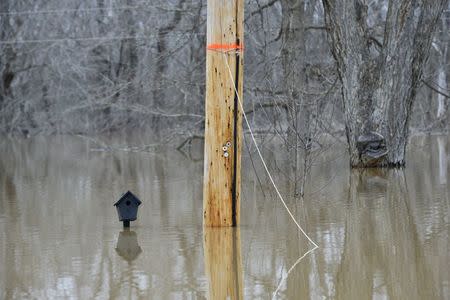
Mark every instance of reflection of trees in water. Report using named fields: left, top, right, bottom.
left=437, top=136, right=447, bottom=185
left=0, top=174, right=19, bottom=299
left=0, top=136, right=206, bottom=298
left=333, top=169, right=434, bottom=299
left=240, top=136, right=449, bottom=298
left=0, top=135, right=448, bottom=298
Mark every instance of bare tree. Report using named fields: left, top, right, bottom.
left=322, top=0, right=447, bottom=167
left=0, top=0, right=448, bottom=156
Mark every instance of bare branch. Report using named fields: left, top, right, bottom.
left=422, top=79, right=450, bottom=98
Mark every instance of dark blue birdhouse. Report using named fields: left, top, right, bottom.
left=114, top=191, right=142, bottom=227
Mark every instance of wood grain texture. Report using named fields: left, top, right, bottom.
left=203, top=0, right=244, bottom=227
left=203, top=227, right=243, bottom=299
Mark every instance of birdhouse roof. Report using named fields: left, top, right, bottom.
left=114, top=191, right=142, bottom=206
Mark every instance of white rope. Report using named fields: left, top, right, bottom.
left=222, top=52, right=319, bottom=249
left=222, top=51, right=318, bottom=298
left=271, top=246, right=317, bottom=299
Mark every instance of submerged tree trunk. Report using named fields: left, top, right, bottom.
left=322, top=0, right=447, bottom=167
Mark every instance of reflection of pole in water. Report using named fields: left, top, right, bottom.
left=115, top=229, right=142, bottom=262
left=437, top=136, right=447, bottom=185
left=203, top=227, right=243, bottom=299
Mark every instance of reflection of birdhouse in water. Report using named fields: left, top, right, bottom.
left=114, top=191, right=142, bottom=227
left=115, top=229, right=142, bottom=262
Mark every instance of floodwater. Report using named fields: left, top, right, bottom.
left=0, top=134, right=448, bottom=299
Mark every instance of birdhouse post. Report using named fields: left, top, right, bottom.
left=203, top=0, right=244, bottom=227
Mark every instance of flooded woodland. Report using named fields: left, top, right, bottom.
left=1, top=1, right=450, bottom=299
left=0, top=134, right=448, bottom=299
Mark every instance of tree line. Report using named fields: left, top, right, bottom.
left=0, top=0, right=448, bottom=169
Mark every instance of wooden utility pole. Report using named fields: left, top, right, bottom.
left=203, top=0, right=244, bottom=227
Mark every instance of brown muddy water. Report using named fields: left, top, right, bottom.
left=0, top=134, right=449, bottom=299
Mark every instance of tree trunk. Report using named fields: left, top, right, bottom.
left=322, top=0, right=447, bottom=167
left=281, top=0, right=306, bottom=195
left=436, top=42, right=447, bottom=120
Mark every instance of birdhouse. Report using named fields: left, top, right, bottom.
left=114, top=191, right=142, bottom=227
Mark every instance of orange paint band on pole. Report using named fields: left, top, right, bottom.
left=207, top=43, right=244, bottom=51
